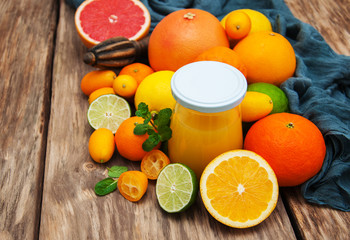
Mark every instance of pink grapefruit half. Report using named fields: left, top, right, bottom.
left=75, top=0, right=151, bottom=48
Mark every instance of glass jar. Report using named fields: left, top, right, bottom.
left=168, top=61, right=247, bottom=179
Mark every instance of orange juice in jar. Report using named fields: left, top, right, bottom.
left=168, top=61, right=247, bottom=179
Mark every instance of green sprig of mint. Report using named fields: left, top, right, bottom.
left=134, top=102, right=173, bottom=152
left=94, top=165, right=128, bottom=196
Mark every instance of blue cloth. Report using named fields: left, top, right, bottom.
left=67, top=0, right=350, bottom=211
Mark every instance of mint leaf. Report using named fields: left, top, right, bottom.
left=143, top=133, right=161, bottom=152
left=134, top=123, right=152, bottom=135
left=146, top=128, right=157, bottom=136
left=135, top=102, right=149, bottom=118
left=157, top=125, right=172, bottom=142
left=143, top=116, right=152, bottom=125
left=134, top=102, right=173, bottom=152
left=95, top=178, right=118, bottom=196
left=154, top=108, right=172, bottom=127
left=107, top=166, right=128, bottom=178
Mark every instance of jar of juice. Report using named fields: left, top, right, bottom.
left=168, top=61, right=247, bottom=179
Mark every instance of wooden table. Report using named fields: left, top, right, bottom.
left=1, top=0, right=349, bottom=239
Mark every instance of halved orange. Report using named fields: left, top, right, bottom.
left=200, top=150, right=279, bottom=228
left=141, top=150, right=170, bottom=180
left=118, top=171, right=148, bottom=202
left=75, top=0, right=151, bottom=48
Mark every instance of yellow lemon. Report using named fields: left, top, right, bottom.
left=88, top=128, right=115, bottom=163
left=221, top=9, right=272, bottom=34
left=134, top=71, right=176, bottom=112
left=241, top=91, right=273, bottom=122
left=247, top=82, right=289, bottom=113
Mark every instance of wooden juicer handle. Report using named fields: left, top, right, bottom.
left=83, top=35, right=150, bottom=68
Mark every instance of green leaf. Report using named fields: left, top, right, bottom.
left=146, top=128, right=157, bottom=136
left=134, top=123, right=152, bottom=135
left=154, top=108, right=172, bottom=127
left=135, top=102, right=149, bottom=118
left=95, top=178, right=118, bottom=196
left=142, top=133, right=161, bottom=152
left=143, top=116, right=152, bottom=125
left=158, top=125, right=172, bottom=142
left=107, top=166, right=128, bottom=178
left=134, top=103, right=173, bottom=152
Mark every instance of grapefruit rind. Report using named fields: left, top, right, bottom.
left=200, top=149, right=279, bottom=228
left=75, top=0, right=151, bottom=48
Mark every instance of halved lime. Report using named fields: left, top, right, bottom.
left=156, top=163, right=198, bottom=213
left=87, top=94, right=131, bottom=134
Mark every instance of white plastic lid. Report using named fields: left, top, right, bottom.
left=171, top=61, right=247, bottom=113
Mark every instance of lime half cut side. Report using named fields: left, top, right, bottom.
left=156, top=163, right=198, bottom=213
left=87, top=94, right=131, bottom=134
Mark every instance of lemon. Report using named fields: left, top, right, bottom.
left=134, top=70, right=176, bottom=112
left=221, top=9, right=272, bottom=34
left=247, top=83, right=289, bottom=114
left=241, top=91, right=273, bottom=122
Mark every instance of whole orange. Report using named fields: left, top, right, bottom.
left=193, top=46, right=248, bottom=77
left=115, top=116, right=159, bottom=161
left=113, top=74, right=138, bottom=98
left=244, top=113, right=326, bottom=187
left=119, top=62, right=154, bottom=85
left=233, top=31, right=296, bottom=86
left=148, top=9, right=229, bottom=71
left=225, top=11, right=251, bottom=40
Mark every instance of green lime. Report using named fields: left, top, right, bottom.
left=247, top=83, right=289, bottom=114
left=156, top=163, right=198, bottom=213
left=87, top=94, right=131, bottom=134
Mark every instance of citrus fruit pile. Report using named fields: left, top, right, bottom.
left=75, top=6, right=327, bottom=230
left=80, top=62, right=178, bottom=203
left=241, top=82, right=290, bottom=122
left=145, top=8, right=296, bottom=123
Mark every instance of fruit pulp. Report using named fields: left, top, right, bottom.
left=168, top=103, right=243, bottom=179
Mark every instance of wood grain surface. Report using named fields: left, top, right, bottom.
left=0, top=0, right=349, bottom=239
left=0, top=0, right=58, bottom=239
left=282, top=187, right=350, bottom=240
left=286, top=0, right=350, bottom=55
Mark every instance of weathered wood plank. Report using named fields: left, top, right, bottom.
left=284, top=0, right=350, bottom=239
left=286, top=0, right=350, bottom=56
left=39, top=1, right=295, bottom=239
left=0, top=0, right=58, bottom=239
left=282, top=188, right=350, bottom=240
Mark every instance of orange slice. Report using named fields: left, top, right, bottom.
left=200, top=150, right=279, bottom=228
left=75, top=0, right=151, bottom=48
